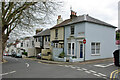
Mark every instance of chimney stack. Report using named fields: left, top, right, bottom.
left=57, top=15, right=63, bottom=24
left=36, top=28, right=43, bottom=34
left=70, top=10, right=77, bottom=19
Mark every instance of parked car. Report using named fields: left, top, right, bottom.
left=15, top=53, right=22, bottom=58
left=11, top=52, right=16, bottom=57
left=37, top=53, right=41, bottom=59
left=3, top=53, right=8, bottom=56
left=8, top=53, right=12, bottom=56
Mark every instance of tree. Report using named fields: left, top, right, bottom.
left=0, top=0, right=63, bottom=62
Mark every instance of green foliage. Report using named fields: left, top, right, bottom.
left=72, top=56, right=77, bottom=58
left=116, top=32, right=120, bottom=40
left=23, top=52, right=27, bottom=56
left=58, top=52, right=65, bottom=58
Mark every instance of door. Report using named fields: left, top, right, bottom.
left=79, top=42, right=84, bottom=58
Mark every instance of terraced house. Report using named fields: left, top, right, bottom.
left=34, top=29, right=51, bottom=60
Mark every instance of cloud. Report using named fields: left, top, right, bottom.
left=59, top=0, right=119, bottom=27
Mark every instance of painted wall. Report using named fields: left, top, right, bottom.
left=50, top=27, right=64, bottom=42
left=64, top=23, right=85, bottom=57
left=85, top=22, right=116, bottom=60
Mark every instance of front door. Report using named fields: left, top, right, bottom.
left=79, top=42, right=84, bottom=58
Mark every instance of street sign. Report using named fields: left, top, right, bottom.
left=83, top=39, right=86, bottom=44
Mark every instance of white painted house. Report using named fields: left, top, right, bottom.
left=16, top=37, right=35, bottom=57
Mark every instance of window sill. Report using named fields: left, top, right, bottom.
left=55, top=38, right=58, bottom=39
left=70, top=35, right=74, bottom=37
left=91, top=54, right=100, bottom=56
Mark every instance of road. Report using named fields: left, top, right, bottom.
left=1, top=56, right=119, bottom=80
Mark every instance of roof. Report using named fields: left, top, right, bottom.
left=33, top=29, right=50, bottom=37
left=51, top=15, right=116, bottom=29
left=50, top=19, right=71, bottom=29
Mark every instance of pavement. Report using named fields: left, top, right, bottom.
left=24, top=57, right=113, bottom=65
left=1, top=56, right=120, bottom=80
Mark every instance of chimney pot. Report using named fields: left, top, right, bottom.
left=58, top=15, right=61, bottom=19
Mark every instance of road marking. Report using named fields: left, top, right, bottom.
left=82, top=68, right=87, bottom=71
left=89, top=70, right=97, bottom=73
left=71, top=66, right=76, bottom=69
left=98, top=73, right=107, bottom=76
left=77, top=69, right=82, bottom=71
left=113, top=71, right=120, bottom=79
left=85, top=71, right=91, bottom=73
left=94, top=63, right=114, bottom=68
left=1, top=71, right=16, bottom=76
left=65, top=65, right=69, bottom=67
left=110, top=69, right=119, bottom=79
left=26, top=63, right=30, bottom=67
left=93, top=74, right=101, bottom=77
left=76, top=67, right=80, bottom=69
left=59, top=65, right=64, bottom=66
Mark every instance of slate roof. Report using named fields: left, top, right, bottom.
left=51, top=14, right=116, bottom=29
left=33, top=29, right=50, bottom=37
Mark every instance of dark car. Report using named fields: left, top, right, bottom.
left=15, top=53, right=22, bottom=58
left=113, top=49, right=120, bottom=67
left=11, top=52, right=16, bottom=57
left=37, top=53, right=41, bottom=59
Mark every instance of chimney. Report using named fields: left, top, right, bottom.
left=70, top=10, right=77, bottom=19
left=36, top=28, right=43, bottom=34
left=57, top=15, right=63, bottom=24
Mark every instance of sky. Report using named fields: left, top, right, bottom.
left=53, top=0, right=119, bottom=28
left=8, top=0, right=120, bottom=42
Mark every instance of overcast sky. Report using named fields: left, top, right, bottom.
left=9, top=0, right=120, bottom=42
left=53, top=0, right=119, bottom=28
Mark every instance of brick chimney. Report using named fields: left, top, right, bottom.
left=36, top=28, right=43, bottom=34
left=70, top=10, right=77, bottom=19
left=57, top=15, right=63, bottom=24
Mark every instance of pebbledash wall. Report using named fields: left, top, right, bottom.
left=85, top=22, right=116, bottom=60
left=64, top=22, right=116, bottom=61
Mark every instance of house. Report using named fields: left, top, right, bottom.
left=50, top=15, right=71, bottom=61
left=63, top=10, right=117, bottom=62
left=51, top=10, right=116, bottom=62
left=33, top=29, right=51, bottom=60
left=16, top=37, right=35, bottom=57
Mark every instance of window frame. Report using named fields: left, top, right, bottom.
left=71, top=26, right=74, bottom=35
left=67, top=42, right=75, bottom=56
left=55, top=29, right=58, bottom=38
left=91, top=42, right=100, bottom=56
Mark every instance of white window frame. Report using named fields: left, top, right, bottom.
left=54, top=43, right=59, bottom=48
left=91, top=42, right=100, bottom=56
left=67, top=42, right=75, bottom=56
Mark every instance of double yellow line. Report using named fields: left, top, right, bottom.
left=110, top=69, right=120, bottom=80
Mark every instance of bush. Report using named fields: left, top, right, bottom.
left=23, top=52, right=27, bottom=56
left=58, top=52, right=65, bottom=58
left=72, top=56, right=77, bottom=58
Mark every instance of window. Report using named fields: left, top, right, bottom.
left=71, top=26, right=74, bottom=35
left=27, top=42, right=29, bottom=47
left=55, top=29, right=58, bottom=38
left=68, top=43, right=75, bottom=55
left=45, top=36, right=47, bottom=42
left=38, top=37, right=41, bottom=42
left=54, top=43, right=58, bottom=48
left=68, top=43, right=71, bottom=55
left=36, top=38, right=37, bottom=42
left=21, top=43, right=23, bottom=47
left=32, top=41, right=34, bottom=47
left=48, top=36, right=50, bottom=42
left=72, top=43, right=74, bottom=55
left=91, top=42, right=100, bottom=55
